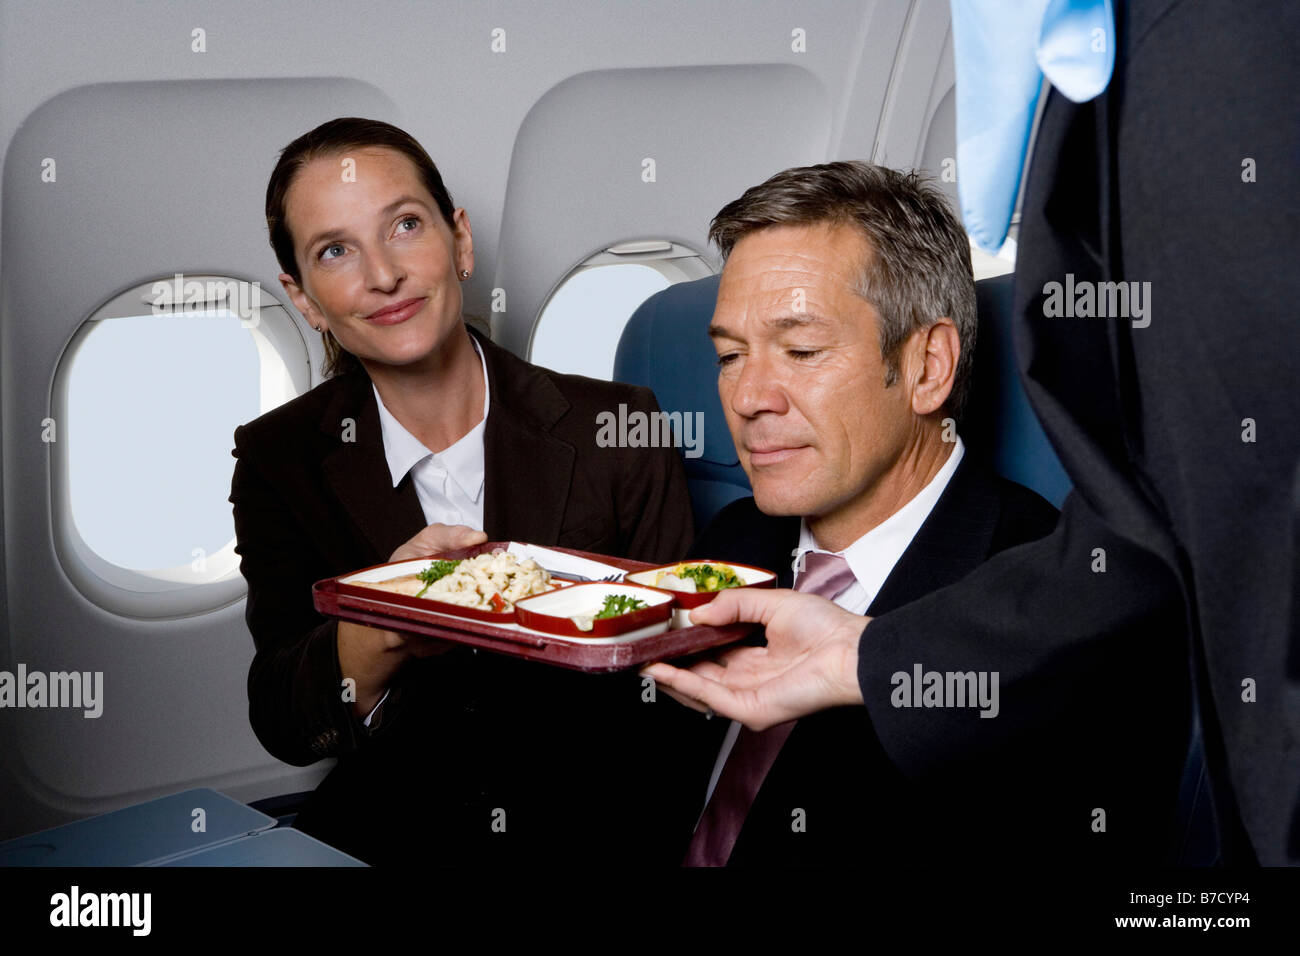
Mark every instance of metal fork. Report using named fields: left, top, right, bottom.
left=545, top=569, right=625, bottom=583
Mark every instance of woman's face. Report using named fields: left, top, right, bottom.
left=279, top=146, right=473, bottom=372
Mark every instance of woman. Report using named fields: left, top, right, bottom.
left=230, top=118, right=695, bottom=864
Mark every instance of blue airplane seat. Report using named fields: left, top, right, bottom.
left=613, top=274, right=751, bottom=531
left=964, top=274, right=1072, bottom=506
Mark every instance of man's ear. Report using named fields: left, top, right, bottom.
left=279, top=273, right=325, bottom=332
left=910, top=318, right=959, bottom=417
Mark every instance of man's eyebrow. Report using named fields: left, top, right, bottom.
left=765, top=313, right=830, bottom=331
left=709, top=313, right=831, bottom=339
left=303, top=196, right=432, bottom=252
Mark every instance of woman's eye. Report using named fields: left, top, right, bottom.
left=397, top=215, right=420, bottom=233
left=318, top=243, right=345, bottom=261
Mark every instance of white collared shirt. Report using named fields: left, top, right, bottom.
left=791, top=434, right=965, bottom=617
left=361, top=336, right=490, bottom=728
left=698, top=436, right=966, bottom=811
left=372, top=335, right=490, bottom=530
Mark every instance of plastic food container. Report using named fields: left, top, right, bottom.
left=514, top=582, right=674, bottom=641
left=334, top=556, right=547, bottom=623
left=623, top=560, right=777, bottom=628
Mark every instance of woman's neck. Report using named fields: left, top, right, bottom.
left=362, top=325, right=486, bottom=454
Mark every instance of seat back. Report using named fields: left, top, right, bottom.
left=613, top=274, right=750, bottom=530
left=963, top=273, right=1072, bottom=506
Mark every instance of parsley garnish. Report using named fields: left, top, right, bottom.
left=594, top=594, right=649, bottom=619
left=415, top=559, right=461, bottom=598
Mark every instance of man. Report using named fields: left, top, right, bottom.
left=650, top=0, right=1300, bottom=866
left=650, top=162, right=1190, bottom=865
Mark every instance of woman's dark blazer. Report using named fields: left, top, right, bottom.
left=229, top=328, right=693, bottom=862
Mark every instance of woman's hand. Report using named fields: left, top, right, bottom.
left=334, top=524, right=483, bottom=720
left=337, top=620, right=453, bottom=721
left=382, top=626, right=455, bottom=660
left=389, top=523, right=488, bottom=563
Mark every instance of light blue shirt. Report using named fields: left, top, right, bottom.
left=951, top=0, right=1115, bottom=251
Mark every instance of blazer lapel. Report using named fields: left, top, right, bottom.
left=319, top=370, right=426, bottom=563
left=476, top=332, right=576, bottom=545
left=736, top=456, right=1010, bottom=865
left=314, top=329, right=590, bottom=558
left=1012, top=85, right=1178, bottom=572
left=867, top=454, right=1001, bottom=615
left=773, top=524, right=799, bottom=588
left=734, top=456, right=1000, bottom=609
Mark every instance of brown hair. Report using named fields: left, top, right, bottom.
left=709, top=161, right=977, bottom=419
left=265, top=118, right=458, bottom=378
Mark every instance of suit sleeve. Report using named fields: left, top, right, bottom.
left=857, top=489, right=1188, bottom=777
left=230, top=424, right=371, bottom=766
left=616, top=386, right=694, bottom=563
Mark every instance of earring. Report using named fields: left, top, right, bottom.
left=460, top=270, right=471, bottom=279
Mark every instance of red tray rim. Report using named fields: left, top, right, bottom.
left=311, top=543, right=770, bottom=671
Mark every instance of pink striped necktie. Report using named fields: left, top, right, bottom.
left=683, top=551, right=858, bottom=866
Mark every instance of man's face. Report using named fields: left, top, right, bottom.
left=711, top=223, right=915, bottom=524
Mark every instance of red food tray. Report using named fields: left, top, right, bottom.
left=312, top=542, right=758, bottom=673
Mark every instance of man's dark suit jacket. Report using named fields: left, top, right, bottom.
left=677, top=452, right=1191, bottom=865
left=229, top=328, right=693, bottom=865
left=859, top=0, right=1300, bottom=865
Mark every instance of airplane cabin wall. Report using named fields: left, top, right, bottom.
left=0, top=0, right=957, bottom=841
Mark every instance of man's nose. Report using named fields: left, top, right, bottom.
left=727, top=351, right=788, bottom=418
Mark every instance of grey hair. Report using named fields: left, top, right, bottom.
left=709, top=161, right=977, bottom=419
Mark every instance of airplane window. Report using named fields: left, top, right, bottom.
left=68, top=311, right=258, bottom=570
left=529, top=241, right=713, bottom=380
left=52, top=277, right=307, bottom=617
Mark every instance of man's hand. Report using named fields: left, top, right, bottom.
left=641, top=588, right=869, bottom=731
left=389, top=523, right=488, bottom=563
